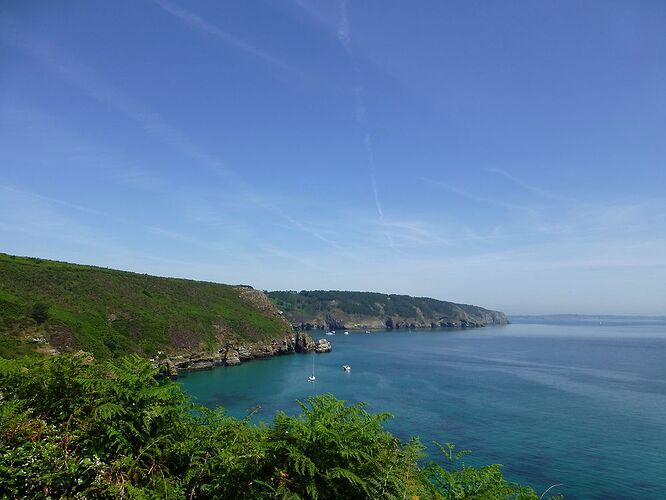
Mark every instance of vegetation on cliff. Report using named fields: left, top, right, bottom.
left=0, top=253, right=292, bottom=360
left=0, top=354, right=558, bottom=499
left=268, top=290, right=508, bottom=330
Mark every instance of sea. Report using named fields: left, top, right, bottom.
left=179, top=319, right=666, bottom=499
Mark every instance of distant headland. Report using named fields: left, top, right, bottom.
left=267, top=290, right=508, bottom=331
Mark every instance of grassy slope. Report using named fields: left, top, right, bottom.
left=0, top=253, right=291, bottom=359
left=267, top=290, right=507, bottom=326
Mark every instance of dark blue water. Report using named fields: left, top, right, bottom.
left=180, top=323, right=666, bottom=499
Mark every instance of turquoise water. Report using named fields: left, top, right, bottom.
left=180, top=323, right=666, bottom=499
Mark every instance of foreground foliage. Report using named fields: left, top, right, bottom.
left=0, top=354, right=557, bottom=499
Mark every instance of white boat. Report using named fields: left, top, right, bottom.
left=325, top=331, right=334, bottom=336
left=308, top=355, right=316, bottom=382
left=342, top=365, right=351, bottom=372
left=343, top=331, right=349, bottom=335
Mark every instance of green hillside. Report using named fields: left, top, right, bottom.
left=0, top=253, right=292, bottom=359
left=268, top=290, right=508, bottom=330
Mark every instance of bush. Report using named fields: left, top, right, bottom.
left=30, top=302, right=49, bottom=324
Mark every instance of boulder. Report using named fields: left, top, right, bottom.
left=224, top=349, right=241, bottom=366
left=315, top=338, right=332, bottom=353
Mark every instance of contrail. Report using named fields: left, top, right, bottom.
left=335, top=0, right=396, bottom=251
left=152, top=0, right=341, bottom=92
left=153, top=0, right=296, bottom=74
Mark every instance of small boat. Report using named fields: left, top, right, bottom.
left=365, top=330, right=370, bottom=334
left=325, top=331, right=334, bottom=336
left=343, top=331, right=349, bottom=335
left=342, top=365, right=351, bottom=372
left=308, top=355, right=316, bottom=382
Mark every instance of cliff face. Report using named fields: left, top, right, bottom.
left=160, top=330, right=320, bottom=374
left=267, top=290, right=508, bottom=330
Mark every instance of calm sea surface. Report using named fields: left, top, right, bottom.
left=180, top=321, right=666, bottom=499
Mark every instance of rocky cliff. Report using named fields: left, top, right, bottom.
left=158, top=330, right=325, bottom=376
left=267, top=290, right=508, bottom=331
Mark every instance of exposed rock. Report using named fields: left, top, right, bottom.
left=224, top=349, right=241, bottom=366
left=163, top=333, right=321, bottom=374
left=189, top=360, right=215, bottom=370
left=271, top=336, right=295, bottom=354
left=315, top=338, right=332, bottom=353
left=251, top=345, right=274, bottom=358
left=325, top=314, right=345, bottom=330
left=237, top=345, right=253, bottom=361
left=295, top=331, right=315, bottom=352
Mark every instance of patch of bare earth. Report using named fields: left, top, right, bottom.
left=46, top=324, right=76, bottom=351
left=168, top=329, right=203, bottom=350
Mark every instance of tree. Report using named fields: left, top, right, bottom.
left=30, top=302, right=49, bottom=324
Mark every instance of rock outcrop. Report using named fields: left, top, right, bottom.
left=160, top=330, right=330, bottom=376
left=295, top=331, right=315, bottom=352
left=224, top=349, right=241, bottom=366
left=315, top=338, right=332, bottom=353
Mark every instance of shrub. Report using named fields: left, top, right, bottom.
left=30, top=302, right=49, bottom=324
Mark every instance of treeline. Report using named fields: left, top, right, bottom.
left=0, top=354, right=559, bottom=499
left=269, top=290, right=459, bottom=318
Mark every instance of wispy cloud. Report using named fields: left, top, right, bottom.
left=421, top=177, right=539, bottom=214
left=0, top=17, right=231, bottom=180
left=485, top=167, right=566, bottom=202
left=0, top=185, right=126, bottom=254
left=153, top=0, right=294, bottom=74
left=151, top=0, right=339, bottom=91
left=328, top=0, right=396, bottom=251
left=0, top=16, right=341, bottom=248
left=0, top=184, right=112, bottom=220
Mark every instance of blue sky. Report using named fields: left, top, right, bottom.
left=1, top=0, right=665, bottom=315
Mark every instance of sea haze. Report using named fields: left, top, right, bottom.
left=180, top=321, right=666, bottom=499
